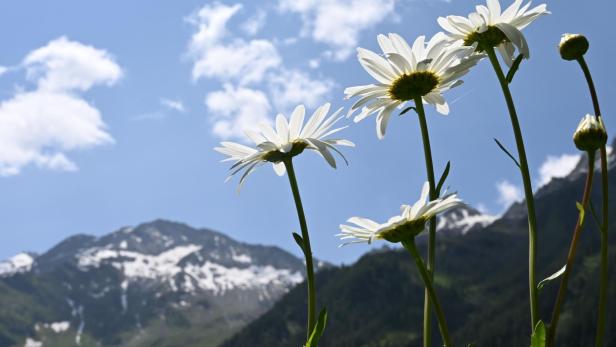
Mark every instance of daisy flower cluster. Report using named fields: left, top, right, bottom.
left=213, top=1, right=558, bottom=345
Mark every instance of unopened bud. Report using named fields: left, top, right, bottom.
left=559, top=33, right=589, bottom=61
left=573, top=114, right=607, bottom=152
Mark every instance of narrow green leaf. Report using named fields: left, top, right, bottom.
left=436, top=161, right=451, bottom=197
left=399, top=106, right=416, bottom=116
left=506, top=54, right=524, bottom=83
left=537, top=264, right=566, bottom=291
left=292, top=232, right=305, bottom=253
left=576, top=201, right=585, bottom=226
left=588, top=201, right=603, bottom=230
left=494, top=138, right=521, bottom=168
left=530, top=320, right=546, bottom=347
left=305, top=308, right=328, bottom=347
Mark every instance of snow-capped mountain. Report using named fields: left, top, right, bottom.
left=437, top=206, right=497, bottom=235
left=0, top=220, right=305, bottom=347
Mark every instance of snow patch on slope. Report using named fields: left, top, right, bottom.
left=77, top=245, right=201, bottom=278
left=183, top=262, right=303, bottom=295
left=76, top=244, right=302, bottom=295
left=0, top=253, right=34, bottom=277
left=36, top=321, right=70, bottom=333
left=231, top=252, right=252, bottom=264
left=24, top=338, right=42, bottom=347
left=438, top=208, right=497, bottom=234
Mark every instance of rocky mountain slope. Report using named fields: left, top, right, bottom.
left=0, top=220, right=305, bottom=347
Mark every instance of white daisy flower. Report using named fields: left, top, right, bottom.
left=337, top=182, right=463, bottom=246
left=215, top=103, right=354, bottom=188
left=438, top=0, right=549, bottom=66
left=345, top=32, right=482, bottom=139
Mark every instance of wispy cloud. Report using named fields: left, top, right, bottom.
left=496, top=180, right=522, bottom=210
left=537, top=153, right=580, bottom=186
left=268, top=69, right=335, bottom=110
left=160, top=98, right=186, bottom=113
left=278, top=0, right=397, bottom=61
left=205, top=84, right=271, bottom=139
left=0, top=37, right=121, bottom=176
left=241, top=9, right=267, bottom=36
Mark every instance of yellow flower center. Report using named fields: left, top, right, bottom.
left=381, top=217, right=428, bottom=243
left=464, top=26, right=507, bottom=52
left=262, top=141, right=307, bottom=163
left=388, top=71, right=439, bottom=101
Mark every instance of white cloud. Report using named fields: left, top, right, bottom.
left=0, top=37, right=120, bottom=176
left=279, top=0, right=397, bottom=60
left=160, top=98, right=186, bottom=113
left=205, top=84, right=271, bottom=139
left=241, top=9, right=267, bottom=36
left=308, top=58, right=320, bottom=69
left=191, top=39, right=281, bottom=85
left=186, top=3, right=335, bottom=141
left=538, top=153, right=580, bottom=186
left=187, top=3, right=281, bottom=85
left=186, top=3, right=242, bottom=49
left=268, top=69, right=334, bottom=110
left=496, top=180, right=522, bottom=210
left=23, top=36, right=122, bottom=92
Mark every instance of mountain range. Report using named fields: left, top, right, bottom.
left=0, top=220, right=307, bottom=347
left=0, top=201, right=493, bottom=347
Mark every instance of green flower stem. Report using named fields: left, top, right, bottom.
left=283, top=158, right=317, bottom=339
left=485, top=47, right=539, bottom=329
left=596, top=148, right=609, bottom=347
left=402, top=239, right=452, bottom=347
left=576, top=56, right=609, bottom=347
left=547, top=150, right=596, bottom=346
left=414, top=96, right=438, bottom=347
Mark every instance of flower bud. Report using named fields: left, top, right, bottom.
left=559, top=33, right=589, bottom=61
left=573, top=114, right=607, bottom=152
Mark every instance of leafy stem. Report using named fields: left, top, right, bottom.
left=402, top=239, right=452, bottom=347
left=283, top=158, right=317, bottom=340
left=547, top=150, right=596, bottom=346
left=576, top=55, right=609, bottom=347
left=414, top=96, right=438, bottom=347
left=485, top=46, right=540, bottom=330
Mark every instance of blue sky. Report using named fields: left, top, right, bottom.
left=0, top=0, right=613, bottom=264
